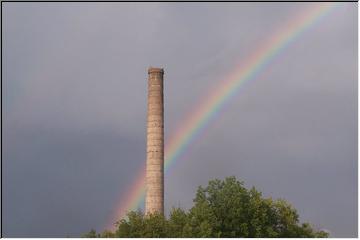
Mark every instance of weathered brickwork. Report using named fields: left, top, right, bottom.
left=145, top=67, right=164, bottom=215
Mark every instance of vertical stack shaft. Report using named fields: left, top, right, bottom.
left=145, top=67, right=164, bottom=215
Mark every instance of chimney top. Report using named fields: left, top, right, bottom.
left=148, top=67, right=164, bottom=74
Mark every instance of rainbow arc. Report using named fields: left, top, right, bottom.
left=106, top=3, right=338, bottom=230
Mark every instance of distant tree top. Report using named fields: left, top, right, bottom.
left=84, top=176, right=329, bottom=238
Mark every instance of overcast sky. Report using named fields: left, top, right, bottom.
left=3, top=2, right=357, bottom=237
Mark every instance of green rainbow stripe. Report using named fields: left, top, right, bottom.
left=106, top=3, right=338, bottom=230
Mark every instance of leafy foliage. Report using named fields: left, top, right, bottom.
left=84, top=176, right=329, bottom=238
left=81, top=229, right=99, bottom=238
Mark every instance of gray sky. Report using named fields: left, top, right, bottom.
left=3, top=2, right=357, bottom=237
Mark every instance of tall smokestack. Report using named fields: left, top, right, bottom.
left=145, top=67, right=164, bottom=215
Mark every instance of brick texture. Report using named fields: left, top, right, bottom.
left=145, top=67, right=164, bottom=215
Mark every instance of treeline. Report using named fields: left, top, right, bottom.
left=83, top=176, right=329, bottom=238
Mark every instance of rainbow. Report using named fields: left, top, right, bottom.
left=106, top=3, right=339, bottom=230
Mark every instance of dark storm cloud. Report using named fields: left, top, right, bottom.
left=3, top=2, right=357, bottom=237
left=4, top=125, right=146, bottom=237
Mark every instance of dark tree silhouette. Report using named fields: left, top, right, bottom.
left=84, top=176, right=329, bottom=238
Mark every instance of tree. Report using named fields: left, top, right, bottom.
left=142, top=212, right=168, bottom=237
left=84, top=176, right=329, bottom=238
left=100, top=230, right=116, bottom=238
left=187, top=176, right=328, bottom=238
left=167, top=207, right=188, bottom=237
left=81, top=229, right=99, bottom=238
left=116, top=210, right=145, bottom=237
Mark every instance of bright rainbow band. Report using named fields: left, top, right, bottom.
left=106, top=3, right=339, bottom=230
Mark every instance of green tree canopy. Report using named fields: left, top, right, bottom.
left=84, top=176, right=329, bottom=238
